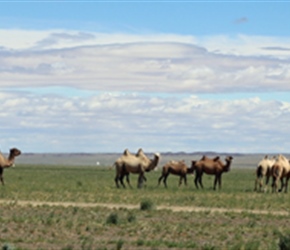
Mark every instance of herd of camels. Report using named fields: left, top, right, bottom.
left=1, top=147, right=290, bottom=193
left=114, top=148, right=290, bottom=193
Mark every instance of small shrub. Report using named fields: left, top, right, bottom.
left=106, top=212, right=119, bottom=225
left=2, top=243, right=15, bottom=250
left=127, top=212, right=136, bottom=223
left=116, top=239, right=124, bottom=250
left=140, top=199, right=155, bottom=211
left=279, top=234, right=290, bottom=250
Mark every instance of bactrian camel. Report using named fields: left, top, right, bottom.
left=271, top=154, right=290, bottom=193
left=254, top=155, right=276, bottom=192
left=116, top=148, right=149, bottom=187
left=192, top=155, right=233, bottom=190
left=157, top=160, right=195, bottom=188
left=0, top=148, right=21, bottom=185
left=114, top=148, right=160, bottom=188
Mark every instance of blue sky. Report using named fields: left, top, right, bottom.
left=0, top=1, right=290, bottom=154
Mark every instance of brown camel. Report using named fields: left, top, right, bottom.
left=192, top=155, right=233, bottom=190
left=157, top=160, right=195, bottom=188
left=271, top=155, right=290, bottom=193
left=0, top=148, right=21, bottom=185
left=114, top=149, right=160, bottom=188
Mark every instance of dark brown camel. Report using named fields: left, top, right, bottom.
left=192, top=155, right=233, bottom=190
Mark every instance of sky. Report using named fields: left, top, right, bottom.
left=0, top=1, right=290, bottom=154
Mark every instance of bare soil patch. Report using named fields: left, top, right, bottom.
left=0, top=199, right=288, bottom=216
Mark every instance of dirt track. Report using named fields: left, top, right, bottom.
left=0, top=199, right=289, bottom=216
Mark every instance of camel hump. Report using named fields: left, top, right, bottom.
left=136, top=148, right=144, bottom=156
left=213, top=156, right=220, bottom=161
left=123, top=149, right=130, bottom=156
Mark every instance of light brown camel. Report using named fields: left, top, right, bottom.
left=114, top=149, right=160, bottom=188
left=0, top=148, right=21, bottom=185
left=157, top=160, right=195, bottom=188
left=271, top=154, right=290, bottom=193
left=115, top=148, right=149, bottom=188
left=192, top=155, right=233, bottom=190
left=254, top=155, right=276, bottom=192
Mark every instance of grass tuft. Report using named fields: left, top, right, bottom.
left=140, top=199, right=155, bottom=211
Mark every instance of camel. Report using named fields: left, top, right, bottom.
left=271, top=154, right=290, bottom=193
left=157, top=160, right=195, bottom=188
left=114, top=149, right=160, bottom=188
left=115, top=148, right=149, bottom=188
left=192, top=155, right=233, bottom=190
left=0, top=148, right=21, bottom=185
left=254, top=155, right=276, bottom=192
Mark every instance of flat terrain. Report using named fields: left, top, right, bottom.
left=1, top=153, right=290, bottom=249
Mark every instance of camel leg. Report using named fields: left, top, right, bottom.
left=194, top=174, right=199, bottom=189
left=179, top=176, right=182, bottom=187
left=279, top=178, right=284, bottom=193
left=137, top=173, right=144, bottom=189
left=218, top=175, right=222, bottom=190
left=284, top=177, right=289, bottom=193
left=163, top=174, right=169, bottom=188
left=115, top=174, right=120, bottom=188
left=158, top=175, right=164, bottom=186
left=119, top=174, right=126, bottom=188
left=213, top=176, right=218, bottom=190
left=184, top=175, right=187, bottom=186
left=198, top=173, right=204, bottom=189
left=125, top=174, right=133, bottom=188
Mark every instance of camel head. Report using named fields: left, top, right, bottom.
left=10, top=148, right=21, bottom=158
left=149, top=153, right=160, bottom=171
left=224, top=156, right=233, bottom=172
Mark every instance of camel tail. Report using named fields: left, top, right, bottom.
left=256, top=165, right=263, bottom=178
left=272, top=166, right=280, bottom=179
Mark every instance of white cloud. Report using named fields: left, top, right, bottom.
left=1, top=90, right=290, bottom=153
left=1, top=29, right=290, bottom=153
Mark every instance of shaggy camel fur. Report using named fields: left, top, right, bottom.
left=193, top=155, right=233, bottom=190
left=157, top=160, right=195, bottom=188
left=271, top=155, right=290, bottom=193
left=116, top=148, right=149, bottom=188
left=254, top=155, right=276, bottom=192
left=0, top=148, right=21, bottom=185
left=114, top=149, right=160, bottom=188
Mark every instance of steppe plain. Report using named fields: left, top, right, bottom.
left=1, top=152, right=290, bottom=250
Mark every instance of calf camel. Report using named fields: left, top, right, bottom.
left=114, top=149, right=160, bottom=188
left=0, top=148, right=21, bottom=185
left=271, top=155, right=290, bottom=193
left=193, top=155, right=233, bottom=190
left=157, top=160, right=194, bottom=188
left=254, top=155, right=276, bottom=192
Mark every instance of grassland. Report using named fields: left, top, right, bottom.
left=1, top=160, right=290, bottom=250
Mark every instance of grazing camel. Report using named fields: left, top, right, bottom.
left=254, top=155, right=276, bottom=192
left=193, top=155, right=233, bottom=190
left=157, top=160, right=194, bottom=188
left=271, top=154, right=290, bottom=193
left=114, top=149, right=160, bottom=188
left=0, top=148, right=21, bottom=185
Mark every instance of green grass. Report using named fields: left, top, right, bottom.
left=1, top=164, right=290, bottom=249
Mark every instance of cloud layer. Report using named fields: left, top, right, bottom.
left=1, top=29, right=290, bottom=153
